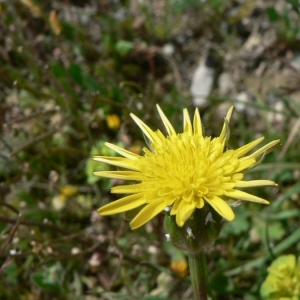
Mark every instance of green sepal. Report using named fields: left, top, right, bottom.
left=164, top=205, right=224, bottom=255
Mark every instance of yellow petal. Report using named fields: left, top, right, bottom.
left=193, top=108, right=203, bottom=136
left=205, top=195, right=235, bottom=221
left=111, top=184, right=143, bottom=194
left=164, top=194, right=176, bottom=206
left=170, top=198, right=181, bottom=215
left=234, top=158, right=256, bottom=172
left=130, top=198, right=167, bottom=229
left=176, top=200, right=195, bottom=227
left=234, top=180, right=277, bottom=188
left=219, top=118, right=230, bottom=144
left=105, top=143, right=139, bottom=159
left=219, top=106, right=234, bottom=142
left=221, top=182, right=235, bottom=189
left=224, top=189, right=269, bottom=204
left=233, top=137, right=264, bottom=158
left=156, top=104, right=176, bottom=136
left=155, top=129, right=167, bottom=142
left=225, top=106, right=235, bottom=123
left=195, top=197, right=205, bottom=209
left=183, top=108, right=192, bottom=135
left=93, top=156, right=140, bottom=171
left=98, top=193, right=145, bottom=215
left=247, top=140, right=281, bottom=160
left=94, top=171, right=144, bottom=181
left=130, top=113, right=162, bottom=144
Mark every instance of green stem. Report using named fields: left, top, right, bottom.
left=188, top=251, right=207, bottom=300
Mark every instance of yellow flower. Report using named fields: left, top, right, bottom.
left=106, top=114, right=121, bottom=130
left=60, top=185, right=78, bottom=198
left=94, top=105, right=280, bottom=229
left=52, top=185, right=78, bottom=211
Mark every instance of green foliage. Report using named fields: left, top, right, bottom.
left=0, top=0, right=299, bottom=299
left=221, top=205, right=250, bottom=238
left=115, top=40, right=134, bottom=57
left=266, top=3, right=300, bottom=45
left=172, top=0, right=199, bottom=13
left=32, top=263, right=64, bottom=292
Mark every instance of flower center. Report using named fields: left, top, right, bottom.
left=139, top=132, right=240, bottom=204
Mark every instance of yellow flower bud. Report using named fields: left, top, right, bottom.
left=106, top=114, right=121, bottom=130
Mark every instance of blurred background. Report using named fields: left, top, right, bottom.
left=0, top=0, right=300, bottom=299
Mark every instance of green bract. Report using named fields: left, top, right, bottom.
left=164, top=205, right=224, bottom=254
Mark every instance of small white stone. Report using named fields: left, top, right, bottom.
left=218, top=72, right=235, bottom=95
left=235, top=92, right=256, bottom=116
left=9, top=249, right=17, bottom=255
left=290, top=53, right=300, bottom=70
left=71, top=247, right=81, bottom=255
left=148, top=245, right=158, bottom=255
left=190, top=58, right=215, bottom=107
left=162, top=44, right=175, bottom=56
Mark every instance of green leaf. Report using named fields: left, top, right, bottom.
left=68, top=64, right=83, bottom=85
left=266, top=7, right=281, bottom=22
left=209, top=270, right=230, bottom=294
left=270, top=184, right=300, bottom=210
left=4, top=261, right=18, bottom=285
left=172, top=0, right=199, bottom=13
left=61, top=22, right=75, bottom=40
left=32, top=263, right=64, bottom=292
left=52, top=62, right=66, bottom=78
left=226, top=228, right=300, bottom=276
left=267, top=222, right=285, bottom=241
left=268, top=209, right=300, bottom=220
left=115, top=40, right=133, bottom=56
left=220, top=205, right=249, bottom=238
left=84, top=76, right=106, bottom=93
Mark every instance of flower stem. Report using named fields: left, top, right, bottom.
left=188, top=251, right=207, bottom=300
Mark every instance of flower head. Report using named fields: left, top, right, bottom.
left=94, top=105, right=280, bottom=229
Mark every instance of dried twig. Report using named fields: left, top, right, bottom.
left=0, top=216, right=69, bottom=235
left=4, top=108, right=59, bottom=126
left=0, top=257, right=12, bottom=274
left=0, top=214, right=22, bottom=256
left=10, top=129, right=58, bottom=157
